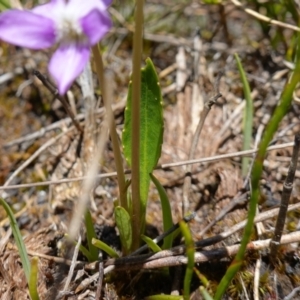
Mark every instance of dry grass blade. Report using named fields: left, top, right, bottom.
left=230, top=0, right=300, bottom=32
left=182, top=73, right=222, bottom=214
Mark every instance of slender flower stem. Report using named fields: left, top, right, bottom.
left=130, top=0, right=144, bottom=250
left=92, top=45, right=127, bottom=211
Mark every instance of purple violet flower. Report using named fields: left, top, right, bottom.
left=0, top=0, right=112, bottom=94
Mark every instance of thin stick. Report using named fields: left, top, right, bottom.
left=230, top=0, right=300, bottom=32
left=284, top=286, right=300, bottom=300
left=76, top=228, right=300, bottom=294
left=107, top=231, right=300, bottom=271
left=0, top=142, right=295, bottom=191
left=33, top=70, right=83, bottom=133
left=239, top=273, right=250, bottom=300
left=270, top=133, right=300, bottom=265
left=253, top=255, right=261, bottom=300
left=95, top=251, right=104, bottom=300
left=182, top=73, right=222, bottom=214
left=62, top=236, right=81, bottom=293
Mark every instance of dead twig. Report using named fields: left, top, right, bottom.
left=62, top=236, right=82, bottom=294
left=33, top=70, right=83, bottom=133
left=230, top=0, right=300, bottom=32
left=106, top=231, right=300, bottom=271
left=95, top=251, right=104, bottom=300
left=270, top=133, right=300, bottom=265
left=284, top=286, right=300, bottom=300
left=253, top=254, right=261, bottom=300
left=182, top=72, right=223, bottom=214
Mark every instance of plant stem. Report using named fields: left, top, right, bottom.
left=131, top=0, right=144, bottom=250
left=92, top=45, right=127, bottom=211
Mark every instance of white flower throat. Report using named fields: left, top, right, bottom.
left=55, top=11, right=87, bottom=45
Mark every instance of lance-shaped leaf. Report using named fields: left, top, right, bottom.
left=122, top=58, right=164, bottom=212
left=0, top=198, right=31, bottom=281
left=115, top=206, right=132, bottom=254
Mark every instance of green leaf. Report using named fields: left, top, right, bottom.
left=122, top=58, right=164, bottom=211
left=180, top=221, right=195, bottom=300
left=115, top=206, right=132, bottom=254
left=29, top=257, right=40, bottom=300
left=0, top=198, right=31, bottom=281
left=141, top=234, right=162, bottom=253
left=84, top=210, right=99, bottom=261
left=92, top=238, right=120, bottom=258
left=234, top=53, right=253, bottom=177
left=150, top=173, right=173, bottom=250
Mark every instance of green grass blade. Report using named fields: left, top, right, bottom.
left=141, top=234, right=162, bottom=253
left=150, top=173, right=173, bottom=250
left=180, top=221, right=195, bottom=300
left=0, top=198, right=31, bottom=281
left=234, top=53, right=253, bottom=177
left=145, top=295, right=183, bottom=300
left=78, top=244, right=93, bottom=262
left=199, top=286, right=213, bottom=300
left=122, top=58, right=164, bottom=217
left=92, top=238, right=120, bottom=258
left=193, top=267, right=210, bottom=288
left=84, top=210, right=99, bottom=261
left=115, top=206, right=132, bottom=254
left=0, top=0, right=10, bottom=10
left=214, top=36, right=300, bottom=299
left=29, top=257, right=40, bottom=300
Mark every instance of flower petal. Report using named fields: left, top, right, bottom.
left=0, top=10, right=55, bottom=49
left=32, top=0, right=64, bottom=19
left=68, top=0, right=111, bottom=15
left=80, top=9, right=111, bottom=46
left=49, top=44, right=90, bottom=95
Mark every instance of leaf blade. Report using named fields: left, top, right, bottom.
left=115, top=206, right=132, bottom=254
left=0, top=198, right=31, bottom=281
left=122, top=58, right=164, bottom=211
